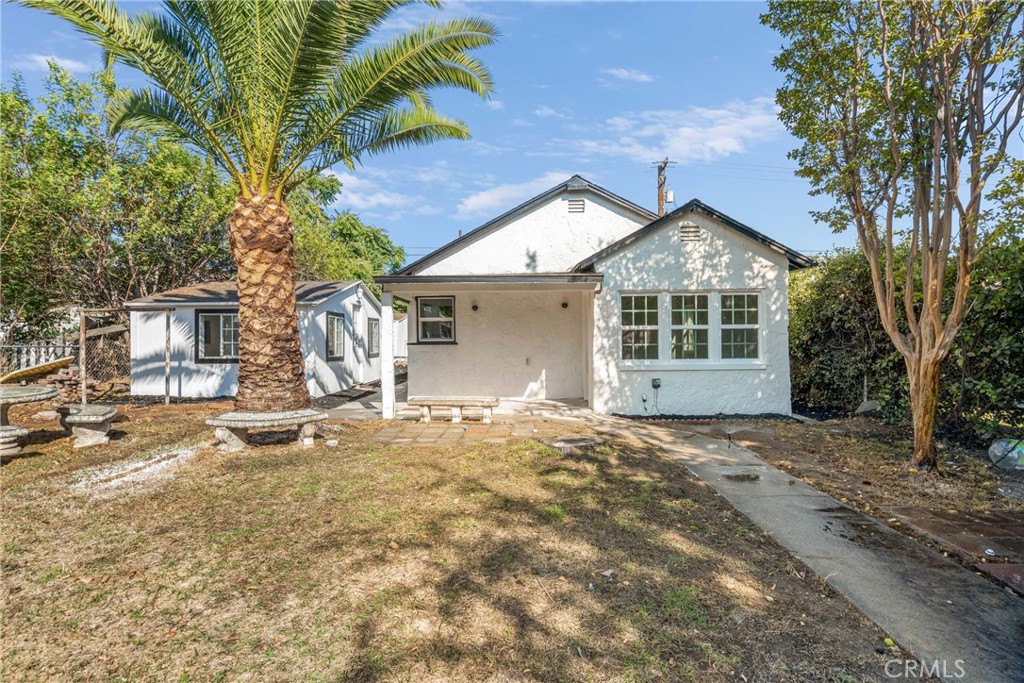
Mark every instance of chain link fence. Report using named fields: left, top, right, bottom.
left=0, top=310, right=130, bottom=402
left=79, top=310, right=130, bottom=402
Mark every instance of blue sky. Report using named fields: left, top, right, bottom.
left=1, top=1, right=859, bottom=265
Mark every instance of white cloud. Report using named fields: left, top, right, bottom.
left=13, top=53, right=95, bottom=74
left=328, top=171, right=407, bottom=211
left=484, top=99, right=505, bottom=111
left=601, top=67, right=654, bottom=83
left=578, top=97, right=782, bottom=164
left=456, top=171, right=570, bottom=219
left=534, top=105, right=570, bottom=119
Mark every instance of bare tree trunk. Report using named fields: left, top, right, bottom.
left=228, top=194, right=310, bottom=412
left=907, top=354, right=942, bottom=469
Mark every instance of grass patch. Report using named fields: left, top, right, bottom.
left=1, top=402, right=892, bottom=682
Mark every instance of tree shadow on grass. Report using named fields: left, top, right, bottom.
left=326, top=440, right=884, bottom=682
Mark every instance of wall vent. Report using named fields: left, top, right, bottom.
left=568, top=198, right=586, bottom=213
left=678, top=221, right=701, bottom=241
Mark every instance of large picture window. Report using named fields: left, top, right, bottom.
left=621, top=295, right=659, bottom=360
left=326, top=312, right=345, bottom=361
left=368, top=318, right=381, bottom=358
left=197, top=311, right=239, bottom=361
left=720, top=294, right=760, bottom=359
left=619, top=291, right=761, bottom=364
left=418, top=297, right=455, bottom=342
left=670, top=294, right=709, bottom=359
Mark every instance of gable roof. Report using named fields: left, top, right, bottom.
left=126, top=280, right=362, bottom=308
left=395, top=174, right=656, bottom=276
left=573, top=199, right=815, bottom=272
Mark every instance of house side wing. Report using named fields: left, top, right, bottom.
left=573, top=199, right=815, bottom=273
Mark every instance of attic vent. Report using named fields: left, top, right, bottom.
left=568, top=198, right=586, bottom=213
left=678, top=221, right=701, bottom=242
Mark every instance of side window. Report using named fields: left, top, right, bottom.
left=720, top=294, right=759, bottom=359
left=620, top=294, right=659, bottom=360
left=326, top=312, right=345, bottom=361
left=197, top=312, right=239, bottom=361
left=670, top=294, right=709, bottom=359
left=368, top=318, right=380, bottom=357
left=418, top=297, right=455, bottom=342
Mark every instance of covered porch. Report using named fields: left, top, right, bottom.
left=375, top=274, right=603, bottom=419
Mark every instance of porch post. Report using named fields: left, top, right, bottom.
left=380, top=291, right=396, bottom=419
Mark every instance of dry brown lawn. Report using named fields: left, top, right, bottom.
left=2, top=403, right=897, bottom=682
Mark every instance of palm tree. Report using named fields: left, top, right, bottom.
left=18, top=0, right=496, bottom=412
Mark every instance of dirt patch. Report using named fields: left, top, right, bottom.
left=69, top=443, right=206, bottom=498
left=3, top=403, right=903, bottom=681
left=661, top=417, right=1024, bottom=581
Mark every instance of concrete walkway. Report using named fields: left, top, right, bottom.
left=598, top=420, right=1024, bottom=682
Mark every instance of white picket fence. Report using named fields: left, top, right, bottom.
left=0, top=342, right=78, bottom=373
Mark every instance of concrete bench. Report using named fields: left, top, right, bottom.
left=407, top=396, right=500, bottom=424
left=0, top=425, right=28, bottom=457
left=206, top=409, right=328, bottom=452
left=58, top=404, right=118, bottom=448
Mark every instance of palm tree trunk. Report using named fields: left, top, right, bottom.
left=228, top=194, right=310, bottom=412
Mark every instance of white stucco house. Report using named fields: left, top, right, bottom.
left=127, top=280, right=382, bottom=399
left=376, top=175, right=812, bottom=418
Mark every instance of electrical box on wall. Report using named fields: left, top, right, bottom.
left=651, top=378, right=661, bottom=389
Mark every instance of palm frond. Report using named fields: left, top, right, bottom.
left=16, top=0, right=497, bottom=197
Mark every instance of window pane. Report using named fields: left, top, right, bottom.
left=671, top=294, right=708, bottom=326
left=201, top=316, right=220, bottom=358
left=622, top=329, right=658, bottom=360
left=420, top=321, right=453, bottom=341
left=419, top=298, right=453, bottom=320
left=621, top=295, right=658, bottom=327
left=327, top=314, right=344, bottom=358
left=221, top=314, right=238, bottom=357
left=369, top=319, right=380, bottom=355
left=721, top=328, right=759, bottom=359
left=722, top=294, right=758, bottom=326
left=671, top=328, right=709, bottom=359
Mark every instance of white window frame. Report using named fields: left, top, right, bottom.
left=417, top=296, right=455, bottom=343
left=196, top=310, right=239, bottom=362
left=719, top=292, right=761, bottom=360
left=326, top=312, right=345, bottom=361
left=620, top=294, right=660, bottom=360
left=617, top=290, right=765, bottom=369
left=670, top=293, right=710, bottom=360
left=367, top=318, right=380, bottom=358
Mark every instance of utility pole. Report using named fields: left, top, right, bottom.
left=653, top=158, right=676, bottom=216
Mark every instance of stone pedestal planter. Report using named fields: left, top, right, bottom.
left=0, top=385, right=59, bottom=456
left=0, top=425, right=28, bottom=457
left=57, top=404, right=118, bottom=448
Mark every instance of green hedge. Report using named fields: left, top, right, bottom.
left=789, top=240, right=1024, bottom=438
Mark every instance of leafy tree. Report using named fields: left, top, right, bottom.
left=289, top=174, right=405, bottom=289
left=18, top=0, right=497, bottom=411
left=1, top=66, right=234, bottom=339
left=763, top=1, right=1024, bottom=469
